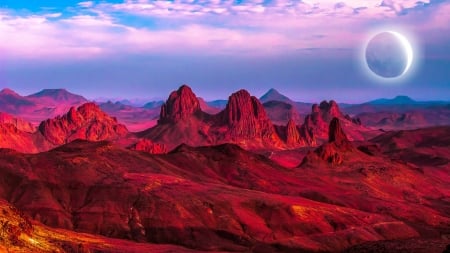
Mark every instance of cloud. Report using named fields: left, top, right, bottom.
left=0, top=0, right=447, bottom=60
left=78, top=1, right=94, bottom=8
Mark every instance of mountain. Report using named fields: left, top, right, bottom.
left=99, top=101, right=160, bottom=132
left=343, top=96, right=450, bottom=115
left=368, top=95, right=417, bottom=105
left=0, top=88, right=37, bottom=114
left=27, top=88, right=87, bottom=105
left=0, top=88, right=90, bottom=125
left=143, top=100, right=164, bottom=109
left=263, top=100, right=302, bottom=125
left=38, top=102, right=128, bottom=146
left=159, top=85, right=203, bottom=124
left=141, top=85, right=377, bottom=149
left=206, top=99, right=228, bottom=109
left=142, top=85, right=287, bottom=149
left=218, top=89, right=282, bottom=145
left=259, top=88, right=294, bottom=104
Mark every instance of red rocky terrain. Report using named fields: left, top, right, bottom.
left=141, top=85, right=373, bottom=150
left=0, top=85, right=449, bottom=253
left=38, top=102, right=128, bottom=146
left=0, top=120, right=449, bottom=252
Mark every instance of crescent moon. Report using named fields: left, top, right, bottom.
left=388, top=31, right=413, bottom=76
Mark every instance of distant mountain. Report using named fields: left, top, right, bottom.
left=368, top=95, right=417, bottom=105
left=206, top=99, right=227, bottom=109
left=99, top=101, right=132, bottom=112
left=197, top=97, right=221, bottom=114
left=143, top=100, right=164, bottom=109
left=260, top=88, right=294, bottom=104
left=263, top=100, right=301, bottom=125
left=27, top=89, right=87, bottom=104
left=343, top=96, right=449, bottom=115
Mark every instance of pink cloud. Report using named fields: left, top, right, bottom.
left=0, top=0, right=447, bottom=60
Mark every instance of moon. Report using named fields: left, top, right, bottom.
left=365, top=31, right=414, bottom=78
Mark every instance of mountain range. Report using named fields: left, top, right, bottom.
left=0, top=84, right=449, bottom=252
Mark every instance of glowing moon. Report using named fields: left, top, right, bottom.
left=365, top=31, right=414, bottom=78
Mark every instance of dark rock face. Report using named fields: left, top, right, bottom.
left=39, top=102, right=128, bottom=145
left=159, top=85, right=201, bottom=124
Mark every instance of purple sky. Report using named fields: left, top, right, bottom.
left=0, top=0, right=449, bottom=102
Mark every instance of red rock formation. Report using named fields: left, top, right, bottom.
left=300, top=100, right=368, bottom=143
left=221, top=89, right=281, bottom=145
left=145, top=86, right=287, bottom=149
left=130, top=139, right=167, bottom=154
left=329, top=117, right=351, bottom=149
left=319, top=100, right=342, bottom=121
left=39, top=102, right=128, bottom=145
left=158, top=85, right=201, bottom=124
left=301, top=104, right=328, bottom=141
left=301, top=117, right=353, bottom=165
left=0, top=123, right=37, bottom=153
left=286, top=119, right=301, bottom=145
left=0, top=112, right=35, bottom=133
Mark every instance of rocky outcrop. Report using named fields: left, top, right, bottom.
left=286, top=119, right=301, bottom=145
left=329, top=117, right=351, bottom=148
left=220, top=89, right=281, bottom=145
left=158, top=85, right=202, bottom=124
left=319, top=100, right=342, bottom=121
left=39, top=103, right=128, bottom=145
left=300, top=100, right=366, bottom=143
left=301, top=118, right=353, bottom=166
left=130, top=139, right=167, bottom=154
left=0, top=112, right=35, bottom=133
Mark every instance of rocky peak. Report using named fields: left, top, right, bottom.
left=223, top=89, right=268, bottom=125
left=221, top=89, right=280, bottom=145
left=260, top=88, right=293, bottom=104
left=159, top=85, right=201, bottom=124
left=319, top=100, right=342, bottom=120
left=329, top=117, right=350, bottom=146
left=39, top=103, right=128, bottom=145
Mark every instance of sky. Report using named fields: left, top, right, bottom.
left=0, top=0, right=449, bottom=103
